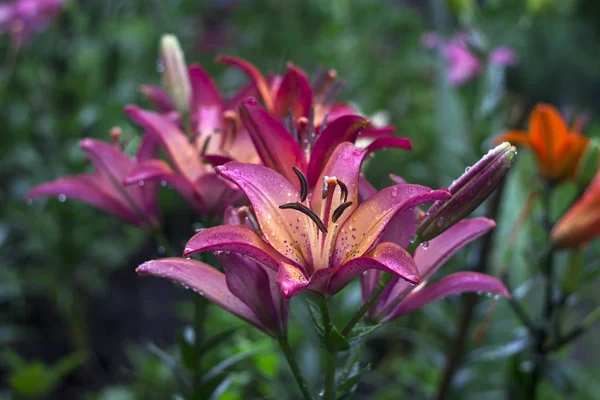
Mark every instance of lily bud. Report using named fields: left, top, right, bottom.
left=575, top=137, right=600, bottom=187
left=159, top=34, right=191, bottom=113
left=416, top=142, right=517, bottom=241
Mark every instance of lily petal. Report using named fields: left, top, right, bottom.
left=276, top=261, right=309, bottom=298
left=217, top=56, right=273, bottom=111
left=273, top=64, right=313, bottom=119
left=385, top=272, right=509, bottom=320
left=189, top=64, right=223, bottom=134
left=310, top=142, right=367, bottom=226
left=216, top=162, right=310, bottom=266
left=328, top=241, right=419, bottom=296
left=137, top=258, right=268, bottom=333
left=124, top=105, right=205, bottom=182
left=139, top=85, right=174, bottom=113
left=307, top=115, right=369, bottom=187
left=124, top=159, right=206, bottom=214
left=364, top=136, right=412, bottom=154
left=239, top=98, right=306, bottom=184
left=333, top=184, right=451, bottom=266
left=27, top=175, right=142, bottom=226
left=219, top=253, right=287, bottom=337
left=184, top=225, right=287, bottom=271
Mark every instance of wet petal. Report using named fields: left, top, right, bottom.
left=310, top=142, right=367, bottom=226
left=216, top=162, right=310, bottom=266
left=273, top=64, right=313, bottom=119
left=124, top=105, right=205, bottom=182
left=219, top=253, right=287, bottom=337
left=139, top=85, right=174, bottom=113
left=137, top=258, right=268, bottom=333
left=307, top=116, right=369, bottom=187
left=364, top=136, right=412, bottom=154
left=358, top=175, right=377, bottom=201
left=239, top=98, right=306, bottom=184
left=27, top=175, right=141, bottom=226
left=385, top=272, right=509, bottom=320
left=276, top=261, right=309, bottom=298
left=184, top=225, right=288, bottom=271
left=124, top=159, right=206, bottom=214
left=217, top=55, right=273, bottom=111
left=328, top=242, right=419, bottom=296
left=189, top=64, right=223, bottom=134
left=333, top=185, right=451, bottom=266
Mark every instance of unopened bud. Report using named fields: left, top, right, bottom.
left=575, top=137, right=600, bottom=187
left=160, top=34, right=191, bottom=113
left=416, top=142, right=517, bottom=241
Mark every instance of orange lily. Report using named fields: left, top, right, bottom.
left=495, top=104, right=588, bottom=182
left=552, top=170, right=600, bottom=248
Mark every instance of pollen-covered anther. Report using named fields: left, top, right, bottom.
left=292, top=167, right=309, bottom=202
left=321, top=176, right=338, bottom=199
left=332, top=201, right=353, bottom=223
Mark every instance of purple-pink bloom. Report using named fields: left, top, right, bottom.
left=362, top=216, right=509, bottom=322
left=0, top=0, right=64, bottom=44
left=27, top=131, right=161, bottom=230
left=183, top=142, right=451, bottom=298
left=489, top=46, right=518, bottom=66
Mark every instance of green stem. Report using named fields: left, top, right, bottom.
left=277, top=337, right=314, bottom=400
left=318, top=297, right=337, bottom=400
left=529, top=183, right=555, bottom=399
left=341, top=238, right=421, bottom=337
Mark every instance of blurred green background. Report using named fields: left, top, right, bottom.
left=2, top=0, right=600, bottom=398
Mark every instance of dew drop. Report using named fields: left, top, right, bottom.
left=160, top=180, right=167, bottom=187
left=58, top=194, right=67, bottom=202
left=477, top=290, right=483, bottom=296
left=493, top=294, right=501, bottom=300
left=420, top=241, right=429, bottom=250
left=25, top=197, right=33, bottom=206
left=486, top=292, right=493, bottom=298
left=157, top=245, right=166, bottom=255
left=138, top=180, right=145, bottom=187
left=465, top=166, right=471, bottom=172
left=156, top=59, right=165, bottom=73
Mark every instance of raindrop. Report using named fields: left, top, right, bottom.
left=477, top=290, right=483, bottom=296
left=486, top=292, right=493, bottom=298
left=157, top=245, right=166, bottom=255
left=138, top=180, right=145, bottom=187
left=493, top=294, right=501, bottom=300
left=58, top=194, right=67, bottom=202
left=185, top=257, right=191, bottom=260
left=160, top=180, right=167, bottom=187
left=156, top=59, right=165, bottom=73
left=25, top=198, right=32, bottom=206
left=465, top=166, right=471, bottom=172
left=181, top=284, right=190, bottom=290
left=420, top=241, right=429, bottom=249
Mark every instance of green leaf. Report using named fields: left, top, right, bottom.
left=345, top=324, right=381, bottom=344
left=325, top=327, right=350, bottom=352
left=306, top=300, right=325, bottom=337
left=146, top=342, right=191, bottom=390
left=336, top=363, right=371, bottom=399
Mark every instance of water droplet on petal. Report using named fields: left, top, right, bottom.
left=160, top=180, right=167, bottom=187
left=493, top=294, right=501, bottom=300
left=420, top=241, right=429, bottom=250
left=25, top=198, right=32, bottom=206
left=486, top=292, right=493, bottom=298
left=138, top=180, right=145, bottom=187
left=477, top=290, right=483, bottom=296
left=156, top=59, right=165, bottom=73
left=465, top=166, right=471, bottom=172
left=157, top=245, right=166, bottom=255
left=58, top=194, right=67, bottom=202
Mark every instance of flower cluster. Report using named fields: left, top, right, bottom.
left=0, top=0, right=64, bottom=44
left=28, top=35, right=513, bottom=340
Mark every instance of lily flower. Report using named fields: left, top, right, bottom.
left=123, top=105, right=243, bottom=216
left=0, top=0, right=64, bottom=45
left=552, top=170, right=600, bottom=249
left=363, top=217, right=509, bottom=322
left=495, top=104, right=588, bottom=183
left=183, top=142, right=451, bottom=298
left=238, top=97, right=412, bottom=188
left=137, top=254, right=288, bottom=338
left=26, top=129, right=161, bottom=229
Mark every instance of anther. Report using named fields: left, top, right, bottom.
left=200, top=135, right=212, bottom=156
left=292, top=167, right=308, bottom=202
left=336, top=179, right=348, bottom=202
left=279, top=202, right=327, bottom=234
left=110, top=127, right=122, bottom=147
left=239, top=206, right=260, bottom=233
left=285, top=110, right=299, bottom=142
left=322, top=176, right=337, bottom=199
left=332, top=201, right=353, bottom=223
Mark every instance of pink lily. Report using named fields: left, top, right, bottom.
left=124, top=105, right=243, bottom=216
left=0, top=0, right=64, bottom=44
left=26, top=130, right=161, bottom=229
left=183, top=142, right=451, bottom=298
left=362, top=213, right=509, bottom=322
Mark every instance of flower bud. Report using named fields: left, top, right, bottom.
left=416, top=142, right=516, bottom=241
left=160, top=34, right=191, bottom=113
left=575, top=137, right=600, bottom=187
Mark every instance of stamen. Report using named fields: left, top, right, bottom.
left=336, top=179, right=348, bottom=202
left=239, top=206, right=260, bottom=233
left=332, top=201, right=353, bottom=223
left=280, top=202, right=327, bottom=234
left=322, top=80, right=346, bottom=105
left=110, top=127, right=122, bottom=147
left=319, top=112, right=330, bottom=134
left=322, top=176, right=336, bottom=199
left=200, top=135, right=212, bottom=156
left=307, top=107, right=315, bottom=149
left=285, top=110, right=299, bottom=142
left=292, top=167, right=308, bottom=202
